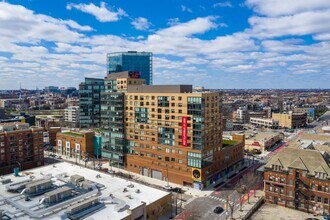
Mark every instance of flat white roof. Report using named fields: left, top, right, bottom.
left=0, top=162, right=169, bottom=220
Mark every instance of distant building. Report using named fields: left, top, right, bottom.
left=250, top=117, right=279, bottom=129
left=107, top=51, right=153, bottom=85
left=0, top=112, right=35, bottom=126
left=294, top=107, right=315, bottom=122
left=233, top=107, right=248, bottom=123
left=44, top=86, right=59, bottom=93
left=79, top=78, right=105, bottom=128
left=56, top=131, right=95, bottom=160
left=244, top=131, right=283, bottom=152
left=322, top=126, right=330, bottom=134
left=264, top=148, right=330, bottom=215
left=0, top=108, right=5, bottom=119
left=0, top=122, right=44, bottom=175
left=272, top=113, right=307, bottom=129
left=64, top=106, right=79, bottom=127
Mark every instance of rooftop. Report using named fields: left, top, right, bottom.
left=0, top=162, right=169, bottom=220
left=127, top=84, right=193, bottom=93
left=61, top=131, right=83, bottom=137
left=265, top=148, right=330, bottom=177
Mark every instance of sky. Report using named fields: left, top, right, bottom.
left=0, top=0, right=330, bottom=89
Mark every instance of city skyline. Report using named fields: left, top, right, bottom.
left=1, top=1, right=330, bottom=89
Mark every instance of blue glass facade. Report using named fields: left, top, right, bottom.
left=107, top=51, right=153, bottom=85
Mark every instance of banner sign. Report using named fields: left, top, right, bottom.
left=182, top=116, right=188, bottom=146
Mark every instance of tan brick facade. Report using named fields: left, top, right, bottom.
left=124, top=92, right=244, bottom=189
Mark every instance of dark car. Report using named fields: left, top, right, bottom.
left=172, top=187, right=182, bottom=193
left=213, top=206, right=224, bottom=214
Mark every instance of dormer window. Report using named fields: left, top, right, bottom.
left=315, top=172, right=327, bottom=180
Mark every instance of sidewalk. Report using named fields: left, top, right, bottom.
left=232, top=190, right=264, bottom=219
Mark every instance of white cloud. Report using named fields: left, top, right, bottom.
left=156, top=16, right=217, bottom=37
left=213, top=1, right=233, bottom=8
left=247, top=9, right=330, bottom=39
left=1, top=2, right=330, bottom=89
left=60, top=20, right=93, bottom=31
left=67, top=1, right=127, bottom=22
left=131, top=17, right=151, bottom=31
left=181, top=5, right=193, bottom=13
left=246, top=0, right=330, bottom=17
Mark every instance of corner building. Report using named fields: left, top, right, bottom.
left=124, top=85, right=244, bottom=189
left=264, top=148, right=330, bottom=215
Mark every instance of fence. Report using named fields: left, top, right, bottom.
left=242, top=196, right=264, bottom=220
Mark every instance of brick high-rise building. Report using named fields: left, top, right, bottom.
left=0, top=122, right=44, bottom=175
left=264, top=148, right=330, bottom=215
left=124, top=85, right=245, bottom=189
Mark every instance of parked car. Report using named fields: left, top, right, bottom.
left=213, top=206, right=224, bottom=214
left=172, top=187, right=182, bottom=193
left=162, top=185, right=172, bottom=191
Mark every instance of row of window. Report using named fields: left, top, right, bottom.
left=134, top=151, right=183, bottom=164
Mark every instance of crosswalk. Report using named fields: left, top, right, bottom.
left=208, top=196, right=240, bottom=207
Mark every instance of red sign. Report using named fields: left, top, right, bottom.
left=182, top=116, right=188, bottom=147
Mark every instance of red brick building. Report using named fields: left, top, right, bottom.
left=264, top=148, right=330, bottom=215
left=0, top=122, right=44, bottom=175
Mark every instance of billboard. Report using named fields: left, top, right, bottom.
left=182, top=116, right=188, bottom=147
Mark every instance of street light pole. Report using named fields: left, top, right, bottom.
left=166, top=164, right=169, bottom=186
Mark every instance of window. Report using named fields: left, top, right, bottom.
left=269, top=186, right=273, bottom=192
left=280, top=178, right=284, bottom=183
left=275, top=177, right=278, bottom=182
left=289, top=180, right=293, bottom=185
left=311, top=195, right=315, bottom=201
left=269, top=176, right=273, bottom=181
left=325, top=186, right=329, bottom=193
left=280, top=188, right=284, bottom=194
left=178, top=159, right=182, bottom=164
left=318, top=185, right=322, bottom=191
left=302, top=170, right=306, bottom=177
left=318, top=197, right=322, bottom=203
left=274, top=187, right=278, bottom=193
left=178, top=150, right=182, bottom=154
left=165, top=148, right=170, bottom=153
left=325, top=198, right=329, bottom=204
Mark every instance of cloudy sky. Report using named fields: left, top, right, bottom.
left=0, top=0, right=330, bottom=89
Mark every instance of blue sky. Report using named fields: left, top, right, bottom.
left=0, top=0, right=330, bottom=89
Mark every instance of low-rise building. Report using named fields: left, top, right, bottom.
left=264, top=148, right=330, bottom=215
left=0, top=162, right=171, bottom=220
left=244, top=132, right=283, bottom=152
left=56, top=131, right=95, bottom=160
left=250, top=117, right=279, bottom=129
left=0, top=122, right=44, bottom=175
left=272, top=113, right=307, bottom=129
left=322, top=126, right=330, bottom=134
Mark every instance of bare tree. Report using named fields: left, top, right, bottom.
left=236, top=184, right=247, bottom=211
left=226, top=192, right=241, bottom=219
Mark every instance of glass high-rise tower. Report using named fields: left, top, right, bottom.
left=79, top=78, right=105, bottom=128
left=107, top=51, right=153, bottom=85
